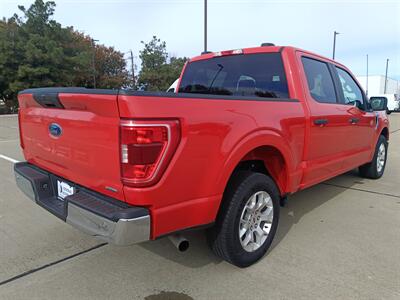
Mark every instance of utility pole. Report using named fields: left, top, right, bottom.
left=332, top=31, right=339, bottom=60
left=91, top=39, right=99, bottom=89
left=129, top=50, right=135, bottom=86
left=366, top=54, right=369, bottom=96
left=204, top=0, right=207, bottom=53
left=384, top=58, right=389, bottom=94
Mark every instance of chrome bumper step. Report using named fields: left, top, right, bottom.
left=14, top=162, right=150, bottom=245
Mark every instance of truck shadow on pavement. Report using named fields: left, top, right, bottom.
left=139, top=171, right=365, bottom=269
left=272, top=182, right=347, bottom=251
left=139, top=229, right=223, bottom=268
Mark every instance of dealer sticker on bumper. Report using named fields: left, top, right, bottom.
left=57, top=180, right=74, bottom=200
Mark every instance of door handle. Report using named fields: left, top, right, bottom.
left=314, top=119, right=328, bottom=126
left=349, top=117, right=360, bottom=124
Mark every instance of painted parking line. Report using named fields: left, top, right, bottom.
left=0, top=154, right=20, bottom=164
left=0, top=243, right=107, bottom=286
left=0, top=114, right=18, bottom=118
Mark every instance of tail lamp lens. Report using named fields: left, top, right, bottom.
left=120, top=120, right=180, bottom=187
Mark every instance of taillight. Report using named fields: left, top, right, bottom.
left=120, top=120, right=180, bottom=187
left=18, top=109, right=24, bottom=149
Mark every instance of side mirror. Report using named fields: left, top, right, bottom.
left=370, top=97, right=388, bottom=111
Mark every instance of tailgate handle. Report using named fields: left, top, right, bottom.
left=33, top=93, right=64, bottom=109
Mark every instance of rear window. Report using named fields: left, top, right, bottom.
left=178, top=53, right=289, bottom=98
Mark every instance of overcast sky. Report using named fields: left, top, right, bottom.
left=1, top=0, right=400, bottom=79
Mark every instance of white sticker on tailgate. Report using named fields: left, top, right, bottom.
left=57, top=180, right=74, bottom=200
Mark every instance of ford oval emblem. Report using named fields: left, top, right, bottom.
left=49, top=123, right=62, bottom=138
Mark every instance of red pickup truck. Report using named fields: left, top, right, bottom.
left=15, top=45, right=389, bottom=267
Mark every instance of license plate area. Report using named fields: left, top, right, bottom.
left=57, top=180, right=75, bottom=200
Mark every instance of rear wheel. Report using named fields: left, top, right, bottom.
left=359, top=135, right=388, bottom=179
left=207, top=171, right=280, bottom=267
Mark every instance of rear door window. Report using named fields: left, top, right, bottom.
left=302, top=57, right=337, bottom=104
left=178, top=53, right=289, bottom=98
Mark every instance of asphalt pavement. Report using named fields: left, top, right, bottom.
left=0, top=114, right=399, bottom=300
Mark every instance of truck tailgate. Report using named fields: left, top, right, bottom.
left=18, top=88, right=125, bottom=201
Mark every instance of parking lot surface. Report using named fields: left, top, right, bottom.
left=0, top=114, right=399, bottom=300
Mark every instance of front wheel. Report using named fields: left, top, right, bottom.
left=207, top=171, right=280, bottom=268
left=359, top=135, right=388, bottom=179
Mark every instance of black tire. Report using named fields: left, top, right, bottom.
left=207, top=171, right=280, bottom=268
left=359, top=135, right=388, bottom=179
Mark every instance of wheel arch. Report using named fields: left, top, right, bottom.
left=231, top=146, right=289, bottom=195
left=380, top=127, right=389, bottom=140
left=217, top=132, right=295, bottom=200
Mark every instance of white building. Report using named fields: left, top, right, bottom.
left=356, top=75, right=400, bottom=97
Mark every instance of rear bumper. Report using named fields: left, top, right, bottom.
left=14, top=162, right=150, bottom=246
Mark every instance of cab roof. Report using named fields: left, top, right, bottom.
left=190, top=45, right=283, bottom=62
left=189, top=45, right=344, bottom=68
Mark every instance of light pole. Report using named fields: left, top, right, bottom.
left=384, top=58, right=389, bottom=94
left=204, top=0, right=207, bottom=53
left=91, top=39, right=99, bottom=88
left=366, top=54, right=369, bottom=96
left=332, top=31, right=340, bottom=60
left=129, top=50, right=135, bottom=87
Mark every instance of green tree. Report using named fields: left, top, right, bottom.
left=138, top=36, right=187, bottom=91
left=0, top=0, right=129, bottom=112
left=0, top=17, right=24, bottom=112
left=93, top=44, right=129, bottom=89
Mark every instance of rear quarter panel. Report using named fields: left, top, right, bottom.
left=118, top=94, right=306, bottom=237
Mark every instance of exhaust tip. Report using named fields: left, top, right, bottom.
left=178, top=240, right=189, bottom=252
left=168, top=234, right=189, bottom=252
